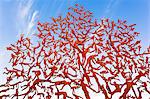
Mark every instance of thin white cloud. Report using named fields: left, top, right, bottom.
left=105, top=0, right=115, bottom=14
left=18, top=0, right=33, bottom=19
left=56, top=0, right=66, bottom=15
left=104, top=0, right=121, bottom=15
left=26, top=10, right=39, bottom=36
left=16, top=0, right=39, bottom=37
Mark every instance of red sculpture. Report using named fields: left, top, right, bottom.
left=0, top=4, right=150, bottom=99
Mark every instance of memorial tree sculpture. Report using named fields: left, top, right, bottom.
left=0, top=4, right=150, bottom=99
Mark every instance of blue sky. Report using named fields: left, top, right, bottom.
left=0, top=0, right=150, bottom=83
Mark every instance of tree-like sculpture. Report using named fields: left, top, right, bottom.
left=0, top=4, right=150, bottom=99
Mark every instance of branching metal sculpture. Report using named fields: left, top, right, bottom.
left=0, top=4, right=150, bottom=99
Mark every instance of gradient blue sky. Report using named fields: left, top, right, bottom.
left=0, top=0, right=150, bottom=83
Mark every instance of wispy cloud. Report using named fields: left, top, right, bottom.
left=26, top=11, right=38, bottom=36
left=104, top=0, right=121, bottom=16
left=16, top=0, right=39, bottom=37
left=55, top=0, right=66, bottom=15
left=18, top=0, right=33, bottom=19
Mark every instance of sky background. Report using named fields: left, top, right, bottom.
left=0, top=0, right=150, bottom=88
